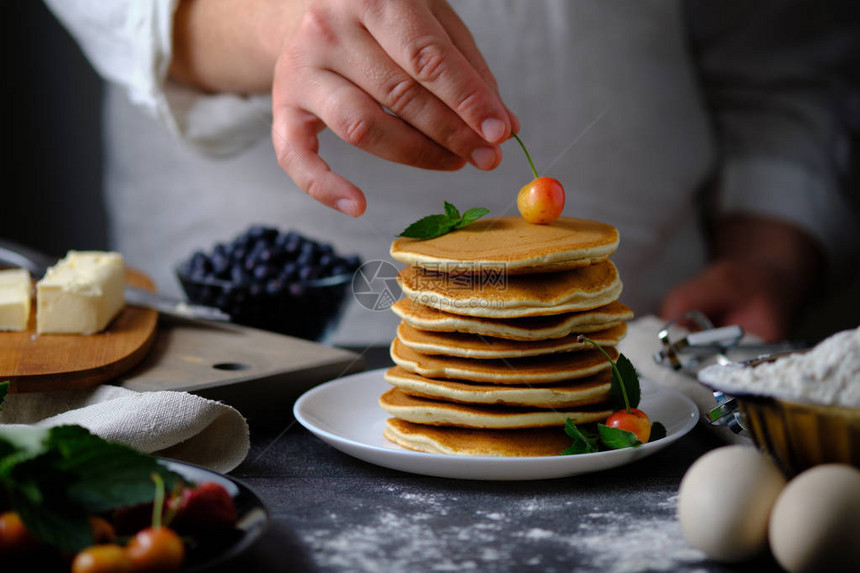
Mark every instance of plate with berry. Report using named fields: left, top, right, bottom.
left=0, top=423, right=269, bottom=572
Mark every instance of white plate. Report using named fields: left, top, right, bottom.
left=294, top=368, right=700, bottom=481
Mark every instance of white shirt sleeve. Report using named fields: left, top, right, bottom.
left=42, top=0, right=271, bottom=156
left=687, top=0, right=860, bottom=274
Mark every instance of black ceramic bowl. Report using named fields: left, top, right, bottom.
left=176, top=227, right=360, bottom=341
left=177, top=269, right=352, bottom=341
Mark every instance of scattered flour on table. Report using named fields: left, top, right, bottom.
left=699, top=325, right=860, bottom=408
left=299, top=487, right=706, bottom=572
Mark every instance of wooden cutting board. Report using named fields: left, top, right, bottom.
left=1, top=267, right=366, bottom=418
left=1, top=269, right=158, bottom=393
left=115, top=316, right=366, bottom=423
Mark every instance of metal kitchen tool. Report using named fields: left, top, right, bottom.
left=653, top=311, right=806, bottom=434
left=0, top=238, right=230, bottom=322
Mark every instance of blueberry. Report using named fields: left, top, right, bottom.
left=279, top=262, right=298, bottom=282
left=230, top=265, right=250, bottom=285
left=232, top=234, right=251, bottom=251
left=266, top=279, right=285, bottom=296
left=190, top=250, right=209, bottom=268
left=299, top=241, right=318, bottom=259
left=244, top=242, right=266, bottom=270
left=273, top=232, right=292, bottom=251
left=213, top=242, right=228, bottom=259
left=253, top=265, right=277, bottom=282
left=257, top=247, right=275, bottom=264
left=318, top=254, right=335, bottom=271
left=212, top=253, right=230, bottom=277
left=296, top=250, right=314, bottom=268
left=248, top=225, right=278, bottom=242
left=298, top=266, right=319, bottom=282
left=283, top=235, right=301, bottom=256
left=231, top=246, right=248, bottom=263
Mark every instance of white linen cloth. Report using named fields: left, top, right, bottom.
left=0, top=385, right=250, bottom=474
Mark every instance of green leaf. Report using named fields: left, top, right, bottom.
left=0, top=380, right=8, bottom=412
left=444, top=201, right=460, bottom=221
left=648, top=422, right=667, bottom=442
left=598, top=424, right=642, bottom=450
left=47, top=426, right=181, bottom=512
left=578, top=336, right=640, bottom=412
left=0, top=425, right=183, bottom=553
left=607, top=353, right=641, bottom=411
left=615, top=354, right=640, bottom=409
left=397, top=203, right=489, bottom=239
left=397, top=214, right=457, bottom=239
left=10, top=487, right=93, bottom=553
left=458, top=207, right=490, bottom=227
left=561, top=419, right=600, bottom=455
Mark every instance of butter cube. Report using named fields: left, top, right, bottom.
left=36, top=251, right=125, bottom=335
left=0, top=268, right=32, bottom=331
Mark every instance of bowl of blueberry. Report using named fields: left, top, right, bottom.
left=176, top=225, right=361, bottom=341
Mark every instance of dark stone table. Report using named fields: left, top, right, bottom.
left=209, top=347, right=783, bottom=573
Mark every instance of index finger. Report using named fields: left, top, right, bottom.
left=361, top=1, right=512, bottom=144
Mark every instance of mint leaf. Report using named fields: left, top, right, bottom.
left=0, top=380, right=8, bottom=413
left=608, top=353, right=641, bottom=410
left=458, top=207, right=490, bottom=227
left=397, top=203, right=489, bottom=239
left=598, top=424, right=642, bottom=449
left=0, top=425, right=183, bottom=552
left=577, top=336, right=641, bottom=411
left=615, top=354, right=640, bottom=408
left=444, top=201, right=460, bottom=220
left=5, top=453, right=92, bottom=552
left=561, top=419, right=600, bottom=455
left=397, top=214, right=457, bottom=239
left=51, top=427, right=180, bottom=512
left=649, top=422, right=667, bottom=442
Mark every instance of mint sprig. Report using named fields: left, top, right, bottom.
left=598, top=424, right=642, bottom=449
left=578, top=336, right=640, bottom=412
left=560, top=339, right=667, bottom=455
left=397, top=202, right=489, bottom=239
left=561, top=419, right=600, bottom=455
left=0, top=425, right=183, bottom=552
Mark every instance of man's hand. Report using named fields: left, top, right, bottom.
left=660, top=216, right=821, bottom=342
left=171, top=0, right=518, bottom=216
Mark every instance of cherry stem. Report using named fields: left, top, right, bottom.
left=511, top=131, right=539, bottom=180
left=151, top=473, right=165, bottom=529
left=578, top=335, right=632, bottom=413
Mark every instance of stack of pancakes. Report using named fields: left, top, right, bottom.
left=381, top=216, right=633, bottom=456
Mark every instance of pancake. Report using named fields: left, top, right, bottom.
left=379, top=388, right=612, bottom=428
left=396, top=322, right=627, bottom=359
left=390, top=216, right=619, bottom=274
left=390, top=338, right=617, bottom=384
left=391, top=299, right=634, bottom=340
left=397, top=260, right=622, bottom=319
left=384, top=366, right=612, bottom=408
left=383, top=418, right=573, bottom=456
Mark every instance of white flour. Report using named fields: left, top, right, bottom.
left=699, top=326, right=860, bottom=408
left=299, top=488, right=705, bottom=572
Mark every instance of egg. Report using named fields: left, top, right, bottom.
left=769, top=464, right=860, bottom=573
left=677, top=445, right=786, bottom=562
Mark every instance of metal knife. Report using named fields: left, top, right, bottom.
left=0, top=239, right=230, bottom=322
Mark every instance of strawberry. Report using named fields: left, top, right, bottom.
left=171, top=482, right=237, bottom=533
